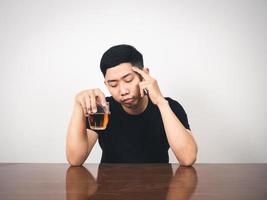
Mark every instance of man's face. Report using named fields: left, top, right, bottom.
left=105, top=63, right=143, bottom=108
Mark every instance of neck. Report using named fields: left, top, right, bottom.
left=122, top=95, right=149, bottom=115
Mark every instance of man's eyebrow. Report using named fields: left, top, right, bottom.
left=106, top=73, right=133, bottom=83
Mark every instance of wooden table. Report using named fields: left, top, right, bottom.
left=0, top=163, right=266, bottom=200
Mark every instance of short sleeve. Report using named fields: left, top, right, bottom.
left=166, top=97, right=191, bottom=130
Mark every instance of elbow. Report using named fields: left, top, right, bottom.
left=67, top=157, right=84, bottom=167
left=179, top=144, right=198, bottom=167
left=66, top=152, right=85, bottom=167
left=66, top=146, right=88, bottom=167
left=179, top=157, right=196, bottom=167
left=178, top=151, right=197, bottom=167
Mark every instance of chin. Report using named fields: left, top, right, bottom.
left=122, top=104, right=133, bottom=108
left=122, top=98, right=139, bottom=108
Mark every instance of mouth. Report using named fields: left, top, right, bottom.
left=122, top=97, right=134, bottom=104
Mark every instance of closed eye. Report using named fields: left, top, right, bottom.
left=124, top=74, right=134, bottom=82
left=109, top=83, right=117, bottom=87
left=108, top=81, right=118, bottom=87
left=106, top=73, right=134, bottom=87
left=124, top=77, right=133, bottom=82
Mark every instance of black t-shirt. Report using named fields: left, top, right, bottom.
left=86, top=96, right=190, bottom=163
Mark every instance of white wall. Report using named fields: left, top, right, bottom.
left=0, top=0, right=266, bottom=163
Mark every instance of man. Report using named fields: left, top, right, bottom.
left=66, top=44, right=197, bottom=166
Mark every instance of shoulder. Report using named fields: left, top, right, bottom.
left=164, top=97, right=191, bottom=130
left=165, top=97, right=184, bottom=108
left=164, top=97, right=188, bottom=115
left=105, top=96, right=114, bottom=102
left=105, top=96, right=119, bottom=111
left=105, top=96, right=118, bottom=105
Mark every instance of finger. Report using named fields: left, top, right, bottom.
left=80, top=96, right=88, bottom=116
left=89, top=93, right=97, bottom=113
left=140, top=86, right=144, bottom=98
left=139, top=82, right=146, bottom=98
left=143, top=88, right=149, bottom=96
left=84, top=94, right=91, bottom=113
left=94, top=89, right=107, bottom=107
left=132, top=67, right=151, bottom=81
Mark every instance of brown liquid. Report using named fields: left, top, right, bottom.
left=88, top=113, right=109, bottom=130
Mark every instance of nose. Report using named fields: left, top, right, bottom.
left=119, top=82, right=129, bottom=96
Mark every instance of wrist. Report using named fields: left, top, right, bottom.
left=156, top=98, right=169, bottom=108
left=73, top=102, right=84, bottom=115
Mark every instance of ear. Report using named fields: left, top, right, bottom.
left=144, top=67, right=149, bottom=74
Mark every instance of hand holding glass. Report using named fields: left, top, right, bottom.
left=87, top=102, right=110, bottom=130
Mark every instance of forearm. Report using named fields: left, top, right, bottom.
left=66, top=103, right=91, bottom=166
left=158, top=100, right=197, bottom=166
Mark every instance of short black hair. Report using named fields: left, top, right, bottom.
left=100, top=44, right=144, bottom=76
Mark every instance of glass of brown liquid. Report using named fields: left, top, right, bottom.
left=88, top=102, right=110, bottom=130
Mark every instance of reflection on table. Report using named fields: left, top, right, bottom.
left=66, top=164, right=197, bottom=200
